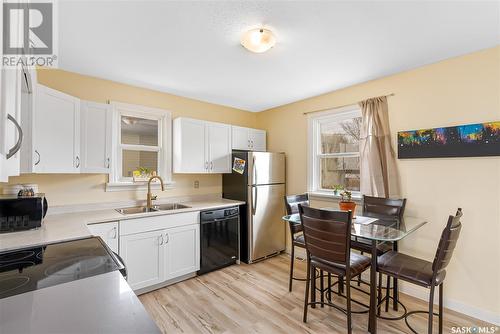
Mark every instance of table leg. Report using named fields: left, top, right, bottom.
left=368, top=240, right=377, bottom=334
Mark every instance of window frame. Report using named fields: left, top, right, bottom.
left=107, top=102, right=173, bottom=191
left=307, top=104, right=362, bottom=197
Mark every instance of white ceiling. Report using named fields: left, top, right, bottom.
left=58, top=1, right=500, bottom=112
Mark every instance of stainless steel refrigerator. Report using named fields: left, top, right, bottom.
left=223, top=151, right=286, bottom=264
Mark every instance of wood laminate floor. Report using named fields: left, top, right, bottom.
left=140, top=255, right=493, bottom=333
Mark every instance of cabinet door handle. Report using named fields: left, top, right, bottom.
left=210, top=161, right=213, bottom=170
left=158, top=234, right=164, bottom=245
left=6, top=114, right=23, bottom=159
left=112, top=227, right=117, bottom=239
left=248, top=139, right=250, bottom=148
left=34, top=150, right=41, bottom=165
left=106, top=158, right=110, bottom=168
left=165, top=234, right=169, bottom=244
left=75, top=156, right=80, bottom=168
left=205, top=161, right=208, bottom=171
left=251, top=140, right=254, bottom=148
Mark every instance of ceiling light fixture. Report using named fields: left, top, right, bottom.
left=240, top=28, right=276, bottom=53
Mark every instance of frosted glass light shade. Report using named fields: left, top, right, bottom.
left=240, top=28, right=276, bottom=53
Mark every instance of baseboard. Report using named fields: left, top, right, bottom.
left=397, top=283, right=500, bottom=326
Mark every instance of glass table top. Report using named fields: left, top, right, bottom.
left=282, top=211, right=427, bottom=242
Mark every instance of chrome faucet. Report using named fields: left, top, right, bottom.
left=147, top=175, right=165, bottom=209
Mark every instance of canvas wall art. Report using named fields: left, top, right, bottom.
left=398, top=121, right=500, bottom=159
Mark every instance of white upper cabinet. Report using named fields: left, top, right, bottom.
left=173, top=118, right=206, bottom=173
left=173, top=117, right=231, bottom=174
left=207, top=122, right=231, bottom=173
left=24, top=84, right=81, bottom=173
left=0, top=66, right=23, bottom=182
left=80, top=101, right=112, bottom=173
left=231, top=126, right=266, bottom=151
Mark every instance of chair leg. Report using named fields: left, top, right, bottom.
left=289, top=245, right=295, bottom=292
left=377, top=272, right=383, bottom=316
left=393, top=278, right=399, bottom=311
left=303, top=260, right=311, bottom=323
left=327, top=273, right=332, bottom=302
left=385, top=276, right=390, bottom=312
left=320, top=270, right=324, bottom=307
left=428, top=285, right=435, bottom=334
left=357, top=251, right=363, bottom=286
left=311, top=265, right=316, bottom=309
left=346, top=275, right=352, bottom=334
left=439, top=283, right=443, bottom=334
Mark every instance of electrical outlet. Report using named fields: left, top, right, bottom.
left=194, top=180, right=199, bottom=189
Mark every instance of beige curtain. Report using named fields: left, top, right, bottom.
left=358, top=96, right=400, bottom=198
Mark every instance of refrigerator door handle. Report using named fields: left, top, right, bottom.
left=251, top=186, right=257, bottom=216
left=252, top=155, right=257, bottom=184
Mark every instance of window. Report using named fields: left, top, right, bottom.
left=107, top=102, right=172, bottom=190
left=308, top=105, right=362, bottom=195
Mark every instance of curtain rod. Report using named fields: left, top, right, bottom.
left=302, top=93, right=395, bottom=115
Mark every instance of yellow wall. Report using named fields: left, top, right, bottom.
left=1, top=69, right=258, bottom=205
left=256, top=46, right=500, bottom=320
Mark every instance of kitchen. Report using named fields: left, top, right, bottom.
left=1, top=1, right=499, bottom=334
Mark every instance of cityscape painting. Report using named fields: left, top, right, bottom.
left=398, top=121, right=500, bottom=159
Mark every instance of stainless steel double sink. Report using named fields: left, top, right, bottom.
left=115, top=203, right=191, bottom=215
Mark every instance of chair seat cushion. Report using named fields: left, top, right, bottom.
left=377, top=251, right=446, bottom=287
left=351, top=238, right=392, bottom=255
left=310, top=252, right=371, bottom=277
left=293, top=234, right=305, bottom=247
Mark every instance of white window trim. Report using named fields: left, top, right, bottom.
left=307, top=104, right=362, bottom=198
left=106, top=101, right=174, bottom=192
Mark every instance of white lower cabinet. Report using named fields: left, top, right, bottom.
left=86, top=221, right=119, bottom=253
left=120, top=230, right=166, bottom=290
left=165, top=224, right=200, bottom=280
left=118, top=211, right=200, bottom=291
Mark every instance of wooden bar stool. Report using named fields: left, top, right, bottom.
left=284, top=194, right=310, bottom=292
left=377, top=209, right=462, bottom=334
left=299, top=205, right=371, bottom=334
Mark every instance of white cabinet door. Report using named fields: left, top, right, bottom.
left=0, top=66, right=23, bottom=181
left=232, top=126, right=250, bottom=150
left=165, top=224, right=200, bottom=280
left=120, top=229, right=165, bottom=290
left=231, top=126, right=267, bottom=151
left=207, top=122, right=231, bottom=173
left=33, top=85, right=80, bottom=173
left=173, top=118, right=207, bottom=173
left=81, top=101, right=111, bottom=173
left=249, top=129, right=266, bottom=151
left=87, top=222, right=119, bottom=253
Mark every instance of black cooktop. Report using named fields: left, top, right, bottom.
left=0, top=237, right=124, bottom=300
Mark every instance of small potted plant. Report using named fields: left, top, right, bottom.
left=339, top=190, right=356, bottom=214
left=333, top=184, right=344, bottom=196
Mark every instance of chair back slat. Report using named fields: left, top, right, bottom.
left=285, top=193, right=309, bottom=215
left=285, top=194, right=309, bottom=234
left=432, top=208, right=463, bottom=274
left=363, top=195, right=407, bottom=219
left=299, top=205, right=352, bottom=266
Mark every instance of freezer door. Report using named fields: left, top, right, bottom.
left=248, top=184, right=286, bottom=262
left=248, top=152, right=285, bottom=185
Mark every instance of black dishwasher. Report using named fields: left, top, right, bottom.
left=198, top=206, right=239, bottom=275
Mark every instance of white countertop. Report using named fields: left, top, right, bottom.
left=0, top=198, right=244, bottom=252
left=0, top=271, right=160, bottom=334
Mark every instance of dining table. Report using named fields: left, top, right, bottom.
left=282, top=211, right=427, bottom=334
